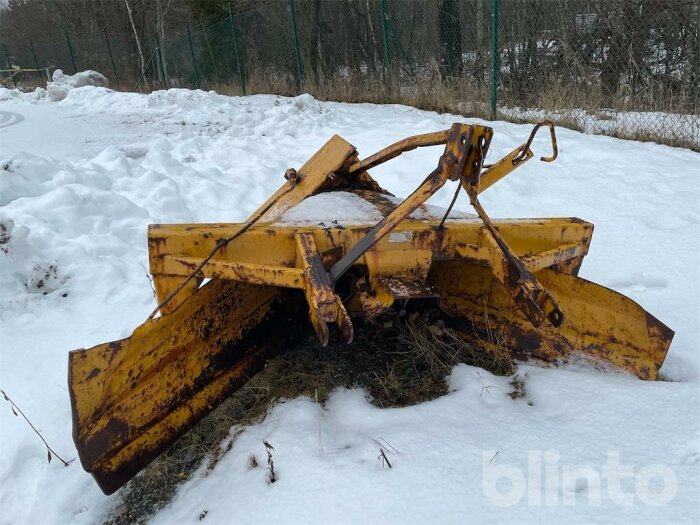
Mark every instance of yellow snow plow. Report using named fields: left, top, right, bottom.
left=68, top=122, right=673, bottom=494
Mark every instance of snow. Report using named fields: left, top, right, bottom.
left=500, top=106, right=700, bottom=148
left=150, top=368, right=699, bottom=525
left=276, top=191, right=385, bottom=225
left=274, top=191, right=475, bottom=226
left=0, top=83, right=698, bottom=525
left=47, top=69, right=109, bottom=102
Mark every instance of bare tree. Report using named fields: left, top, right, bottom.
left=125, top=0, right=146, bottom=76
left=155, top=0, right=174, bottom=81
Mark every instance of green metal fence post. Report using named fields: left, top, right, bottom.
left=288, top=0, right=304, bottom=90
left=103, top=29, right=120, bottom=86
left=380, top=0, right=391, bottom=67
left=386, top=18, right=415, bottom=78
left=29, top=39, right=44, bottom=81
left=3, top=43, right=17, bottom=87
left=186, top=26, right=200, bottom=89
left=65, top=31, right=77, bottom=73
left=489, top=0, right=499, bottom=120
left=228, top=1, right=246, bottom=95
left=154, top=32, right=167, bottom=88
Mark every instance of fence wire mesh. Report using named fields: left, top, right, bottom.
left=1, top=0, right=698, bottom=150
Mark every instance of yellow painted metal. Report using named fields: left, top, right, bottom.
left=295, top=232, right=353, bottom=345
left=520, top=242, right=583, bottom=273
left=68, top=121, right=674, bottom=497
left=152, top=274, right=201, bottom=315
left=165, top=255, right=305, bottom=289
left=430, top=263, right=672, bottom=380
left=148, top=219, right=594, bottom=294
left=347, top=129, right=450, bottom=174
left=69, top=279, right=307, bottom=494
left=253, top=134, right=358, bottom=223
left=148, top=218, right=593, bottom=326
left=478, top=146, right=534, bottom=193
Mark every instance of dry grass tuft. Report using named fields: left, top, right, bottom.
left=212, top=68, right=493, bottom=122
left=210, top=68, right=698, bottom=151
left=507, top=373, right=528, bottom=400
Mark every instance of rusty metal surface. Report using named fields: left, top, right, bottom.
left=149, top=218, right=594, bottom=294
left=328, top=123, right=493, bottom=283
left=255, top=135, right=358, bottom=223
left=377, top=276, right=440, bottom=300
left=149, top=218, right=593, bottom=288
left=460, top=126, right=564, bottom=329
left=146, top=135, right=358, bottom=318
left=148, top=218, right=593, bottom=331
left=347, top=130, right=450, bottom=175
left=166, top=255, right=305, bottom=289
left=295, top=232, right=353, bottom=346
left=468, top=197, right=565, bottom=328
left=350, top=189, right=441, bottom=217
left=514, top=120, right=558, bottom=164
left=68, top=280, right=307, bottom=494
left=477, top=147, right=534, bottom=193
left=431, top=263, right=673, bottom=380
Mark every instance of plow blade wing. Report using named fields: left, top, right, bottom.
left=68, top=280, right=306, bottom=494
left=431, top=263, right=673, bottom=380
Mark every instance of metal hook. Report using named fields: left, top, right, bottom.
left=513, top=120, right=558, bottom=164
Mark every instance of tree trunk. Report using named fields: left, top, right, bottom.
left=476, top=0, right=484, bottom=78
left=313, top=0, right=322, bottom=82
left=366, top=0, right=379, bottom=72
left=156, top=0, right=172, bottom=83
left=124, top=0, right=146, bottom=81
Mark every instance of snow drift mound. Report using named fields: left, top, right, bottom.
left=0, top=214, right=63, bottom=294
left=47, top=69, right=109, bottom=102
left=0, top=87, right=22, bottom=102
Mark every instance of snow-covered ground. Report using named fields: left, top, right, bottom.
left=499, top=106, right=700, bottom=150
left=0, top=81, right=698, bottom=525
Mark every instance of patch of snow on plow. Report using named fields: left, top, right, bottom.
left=275, top=191, right=385, bottom=225
left=275, top=191, right=476, bottom=226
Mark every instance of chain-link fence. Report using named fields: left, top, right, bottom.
left=2, top=0, right=698, bottom=150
